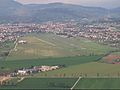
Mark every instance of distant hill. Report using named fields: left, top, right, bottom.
left=0, top=0, right=119, bottom=23
left=0, top=0, right=22, bottom=8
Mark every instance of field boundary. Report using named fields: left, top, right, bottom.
left=17, top=77, right=25, bottom=83
left=13, top=38, right=18, bottom=51
left=7, top=38, right=18, bottom=57
left=71, top=77, right=82, bottom=90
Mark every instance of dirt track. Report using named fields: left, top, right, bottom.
left=103, top=55, right=120, bottom=64
left=0, top=76, right=11, bottom=85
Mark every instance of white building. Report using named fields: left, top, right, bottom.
left=40, top=66, right=59, bottom=71
left=51, top=66, right=59, bottom=70
left=17, top=70, right=28, bottom=75
left=18, top=40, right=27, bottom=44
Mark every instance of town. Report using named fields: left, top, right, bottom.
left=0, top=21, right=120, bottom=48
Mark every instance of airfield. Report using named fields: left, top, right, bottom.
left=0, top=33, right=120, bottom=89
left=6, top=33, right=116, bottom=60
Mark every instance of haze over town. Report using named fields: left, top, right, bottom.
left=16, top=0, right=120, bottom=8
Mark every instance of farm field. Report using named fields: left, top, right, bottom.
left=36, top=33, right=118, bottom=56
left=6, top=33, right=116, bottom=61
left=0, top=41, right=14, bottom=61
left=100, top=51, right=120, bottom=64
left=2, top=53, right=120, bottom=77
left=35, top=62, right=120, bottom=77
left=1, top=78, right=120, bottom=89
left=75, top=78, right=120, bottom=89
left=112, top=52, right=120, bottom=55
left=0, top=78, right=78, bottom=89
left=0, top=55, right=100, bottom=72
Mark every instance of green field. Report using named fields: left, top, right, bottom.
left=75, top=78, right=120, bottom=89
left=0, top=56, right=100, bottom=72
left=0, top=41, right=14, bottom=60
left=6, top=33, right=116, bottom=61
left=1, top=78, right=120, bottom=89
left=35, top=62, right=120, bottom=77
left=0, top=78, right=77, bottom=89
left=3, top=55, right=120, bottom=77
left=112, top=52, right=120, bottom=55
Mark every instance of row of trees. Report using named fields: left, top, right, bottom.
left=39, top=73, right=120, bottom=78
left=0, top=81, right=16, bottom=86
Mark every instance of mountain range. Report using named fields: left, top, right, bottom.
left=0, top=0, right=120, bottom=23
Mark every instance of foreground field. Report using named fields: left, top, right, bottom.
left=75, top=78, right=120, bottom=89
left=6, top=33, right=116, bottom=60
left=1, top=78, right=120, bottom=89
left=0, top=78, right=77, bottom=89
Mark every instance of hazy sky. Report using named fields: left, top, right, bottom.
left=16, top=0, right=120, bottom=8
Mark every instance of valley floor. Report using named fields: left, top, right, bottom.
left=0, top=33, right=120, bottom=89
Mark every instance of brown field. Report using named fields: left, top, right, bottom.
left=0, top=76, right=11, bottom=85
left=103, top=55, right=120, bottom=64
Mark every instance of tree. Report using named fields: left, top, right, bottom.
left=1, top=67, right=5, bottom=69
left=97, top=73, right=100, bottom=77
left=84, top=74, right=87, bottom=77
left=44, top=73, right=47, bottom=77
left=118, top=73, right=120, bottom=77
left=63, top=73, right=66, bottom=77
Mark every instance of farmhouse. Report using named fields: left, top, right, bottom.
left=40, top=66, right=59, bottom=71
left=17, top=70, right=28, bottom=75
left=16, top=65, right=60, bottom=76
left=51, top=66, right=59, bottom=70
left=17, top=68, right=38, bottom=75
left=18, top=40, right=27, bottom=44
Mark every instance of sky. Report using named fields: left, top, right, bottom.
left=16, top=0, right=120, bottom=8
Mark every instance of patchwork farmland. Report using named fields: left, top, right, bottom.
left=0, top=33, right=120, bottom=89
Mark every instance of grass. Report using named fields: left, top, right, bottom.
left=0, top=55, right=100, bottom=72
left=35, top=62, right=120, bottom=77
left=0, top=41, right=14, bottom=51
left=7, top=36, right=68, bottom=60
left=0, top=41, right=15, bottom=60
left=1, top=78, right=120, bottom=89
left=0, top=78, right=77, bottom=89
left=112, top=52, right=120, bottom=55
left=6, top=33, right=116, bottom=61
left=36, top=33, right=117, bottom=55
left=75, top=78, right=120, bottom=89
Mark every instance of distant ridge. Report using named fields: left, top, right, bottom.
left=0, top=0, right=119, bottom=23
